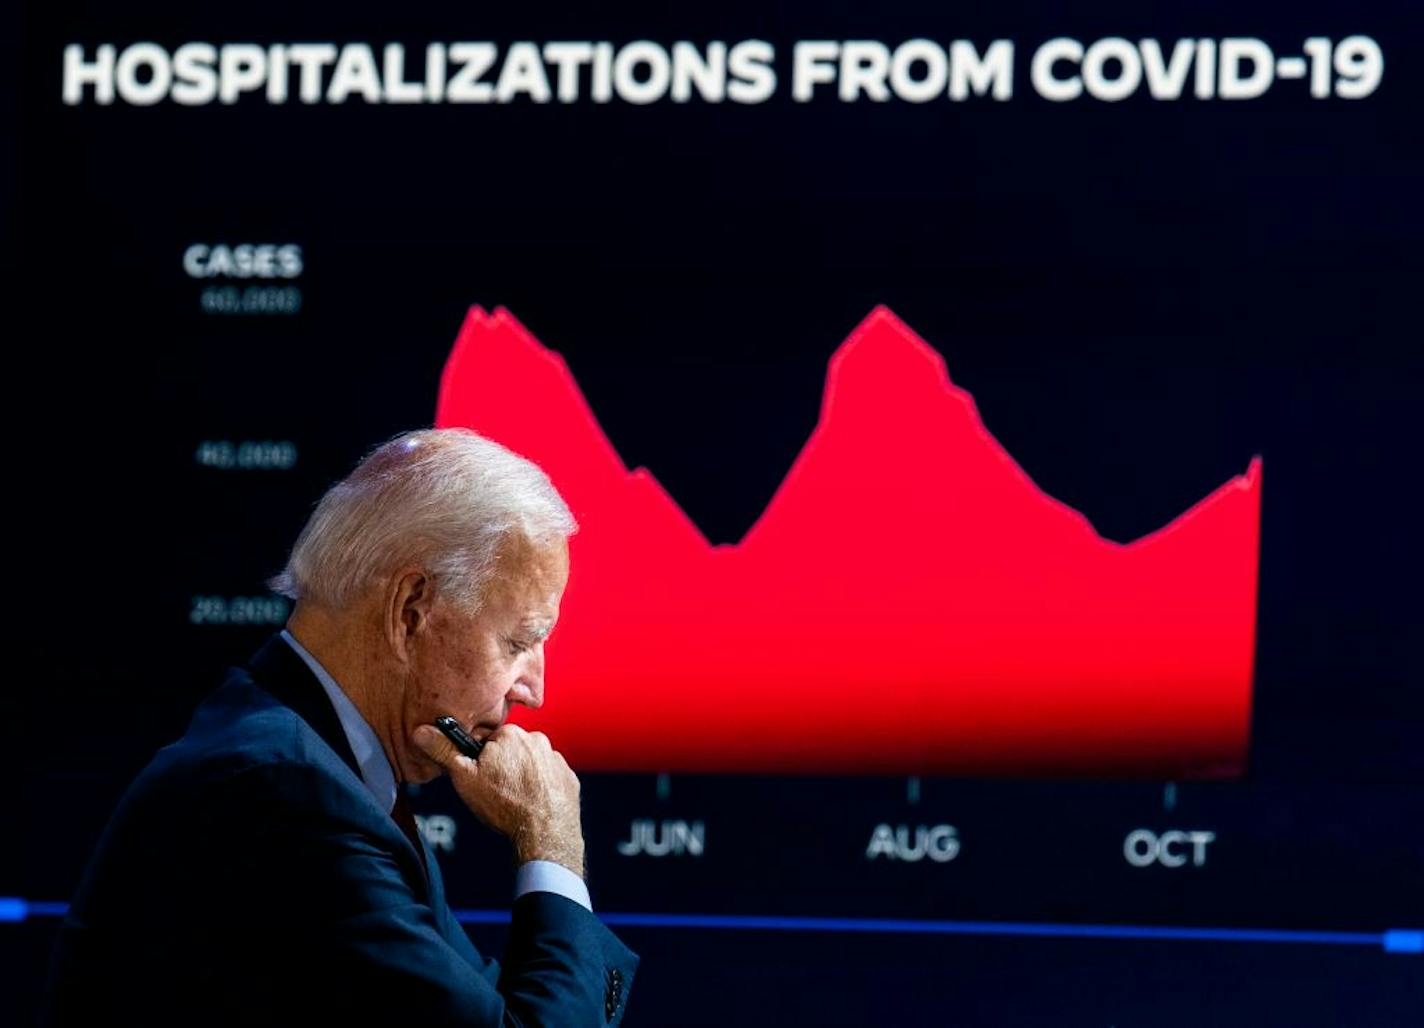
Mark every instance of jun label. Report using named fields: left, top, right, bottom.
left=617, top=818, right=705, bottom=858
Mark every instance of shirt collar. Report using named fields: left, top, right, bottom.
left=279, top=629, right=399, bottom=815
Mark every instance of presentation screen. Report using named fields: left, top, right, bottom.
left=12, top=2, right=1422, bottom=1024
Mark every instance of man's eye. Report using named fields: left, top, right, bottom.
left=507, top=638, right=531, bottom=655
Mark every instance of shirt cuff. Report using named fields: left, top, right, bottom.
left=514, top=860, right=592, bottom=911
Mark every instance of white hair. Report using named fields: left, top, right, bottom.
left=268, top=428, right=575, bottom=613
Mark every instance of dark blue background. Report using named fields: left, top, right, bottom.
left=11, top=1, right=1422, bottom=1023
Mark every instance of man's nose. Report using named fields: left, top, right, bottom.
left=510, top=647, right=546, bottom=709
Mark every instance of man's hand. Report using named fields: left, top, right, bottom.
left=412, top=723, right=585, bottom=878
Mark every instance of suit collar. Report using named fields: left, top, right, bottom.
left=246, top=632, right=363, bottom=782
left=280, top=630, right=399, bottom=814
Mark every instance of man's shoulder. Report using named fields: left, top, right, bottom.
left=133, top=664, right=365, bottom=816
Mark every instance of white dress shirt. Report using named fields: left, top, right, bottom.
left=279, top=630, right=591, bottom=911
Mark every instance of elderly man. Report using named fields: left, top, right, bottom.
left=43, top=429, right=637, bottom=1026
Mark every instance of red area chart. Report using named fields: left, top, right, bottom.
left=436, top=306, right=1261, bottom=777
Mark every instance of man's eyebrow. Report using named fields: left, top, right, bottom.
left=521, top=618, right=555, bottom=641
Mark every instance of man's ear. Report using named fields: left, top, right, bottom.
left=385, top=568, right=433, bottom=664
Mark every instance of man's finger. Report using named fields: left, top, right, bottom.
left=413, top=724, right=467, bottom=770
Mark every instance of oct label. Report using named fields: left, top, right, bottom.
left=1124, top=828, right=1216, bottom=868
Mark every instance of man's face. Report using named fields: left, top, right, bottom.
left=399, top=533, right=569, bottom=783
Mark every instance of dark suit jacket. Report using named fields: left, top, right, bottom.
left=42, top=634, right=637, bottom=1026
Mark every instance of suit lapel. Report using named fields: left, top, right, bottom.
left=245, top=633, right=431, bottom=896
left=244, top=633, right=491, bottom=970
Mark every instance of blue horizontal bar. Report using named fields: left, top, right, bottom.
left=456, top=909, right=1419, bottom=952
left=4, top=898, right=1414, bottom=954
left=1383, top=930, right=1423, bottom=954
left=582, top=913, right=1387, bottom=949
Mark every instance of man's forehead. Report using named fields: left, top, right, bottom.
left=484, top=535, right=568, bottom=611
left=494, top=531, right=568, bottom=575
